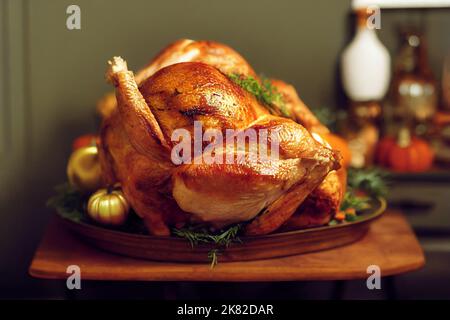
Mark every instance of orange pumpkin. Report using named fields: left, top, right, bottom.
left=375, top=136, right=396, bottom=166
left=320, top=133, right=352, bottom=168
left=376, top=128, right=434, bottom=172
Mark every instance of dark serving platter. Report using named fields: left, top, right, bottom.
left=56, top=197, right=386, bottom=263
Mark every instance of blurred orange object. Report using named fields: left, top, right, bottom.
left=334, top=211, right=346, bottom=221
left=375, top=136, right=396, bottom=167
left=433, top=111, right=450, bottom=126
left=376, top=128, right=434, bottom=172
left=321, top=133, right=352, bottom=168
left=72, top=134, right=99, bottom=151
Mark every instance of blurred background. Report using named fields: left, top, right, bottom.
left=1, top=0, right=450, bottom=299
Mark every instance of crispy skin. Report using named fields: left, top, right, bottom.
left=97, top=39, right=257, bottom=119
left=100, top=58, right=339, bottom=235
left=98, top=108, right=187, bottom=236
left=138, top=40, right=347, bottom=226
left=171, top=114, right=340, bottom=234
left=135, top=39, right=257, bottom=84
left=138, top=62, right=266, bottom=141
left=271, top=79, right=346, bottom=227
left=270, top=79, right=329, bottom=136
left=280, top=169, right=346, bottom=231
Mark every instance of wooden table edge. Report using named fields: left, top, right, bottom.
left=29, top=255, right=425, bottom=282
left=28, top=211, right=426, bottom=282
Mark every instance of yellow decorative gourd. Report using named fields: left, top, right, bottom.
left=67, top=146, right=102, bottom=193
left=87, top=187, right=130, bottom=226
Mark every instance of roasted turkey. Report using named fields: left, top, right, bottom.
left=98, top=40, right=345, bottom=236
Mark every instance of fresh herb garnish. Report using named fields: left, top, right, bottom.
left=328, top=219, right=339, bottom=226
left=207, top=249, right=220, bottom=269
left=347, top=167, right=389, bottom=198
left=345, top=213, right=359, bottom=222
left=330, top=168, right=389, bottom=226
left=173, top=224, right=242, bottom=247
left=228, top=73, right=290, bottom=117
left=328, top=192, right=369, bottom=226
left=46, top=183, right=88, bottom=223
left=173, top=224, right=242, bottom=267
left=340, top=192, right=371, bottom=212
left=341, top=168, right=389, bottom=212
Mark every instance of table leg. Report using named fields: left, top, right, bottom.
left=163, top=282, right=178, bottom=300
left=384, top=276, right=397, bottom=300
left=330, top=280, right=346, bottom=300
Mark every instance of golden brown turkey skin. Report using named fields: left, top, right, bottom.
left=138, top=62, right=266, bottom=141
left=135, top=39, right=257, bottom=84
left=140, top=41, right=347, bottom=226
left=280, top=168, right=347, bottom=231
left=100, top=58, right=340, bottom=235
left=97, top=39, right=257, bottom=119
left=98, top=108, right=188, bottom=236
left=269, top=79, right=329, bottom=136
left=272, top=79, right=347, bottom=227
left=98, top=39, right=330, bottom=136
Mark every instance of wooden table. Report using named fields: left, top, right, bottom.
left=29, top=210, right=425, bottom=282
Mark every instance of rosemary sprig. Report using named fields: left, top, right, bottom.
left=228, top=73, right=290, bottom=117
left=173, top=224, right=242, bottom=267
left=210, top=224, right=243, bottom=247
left=173, top=224, right=242, bottom=248
left=207, top=249, right=220, bottom=269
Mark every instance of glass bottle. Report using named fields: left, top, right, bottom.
left=340, top=8, right=390, bottom=168
left=391, top=28, right=437, bottom=136
left=341, top=8, right=391, bottom=102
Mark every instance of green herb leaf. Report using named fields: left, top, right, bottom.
left=173, top=224, right=242, bottom=248
left=208, top=224, right=242, bottom=247
left=345, top=213, right=359, bottom=222
left=328, top=219, right=339, bottom=226
left=46, top=183, right=87, bottom=223
left=340, top=192, right=371, bottom=212
left=228, top=73, right=290, bottom=117
left=173, top=224, right=243, bottom=266
left=347, top=167, right=389, bottom=198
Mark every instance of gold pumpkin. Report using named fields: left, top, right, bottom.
left=67, top=146, right=102, bottom=193
left=87, top=187, right=130, bottom=226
